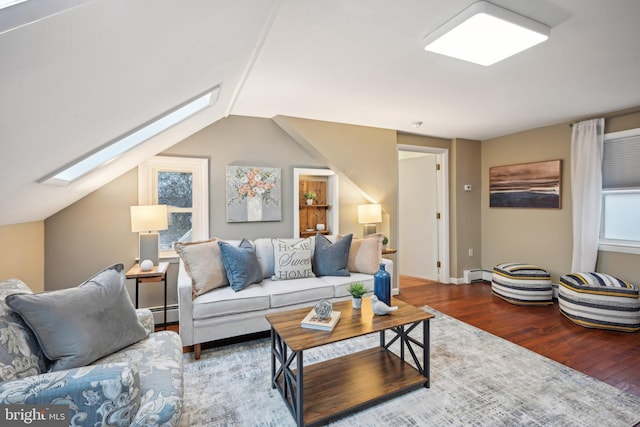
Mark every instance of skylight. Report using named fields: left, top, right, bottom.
left=0, top=0, right=27, bottom=11
left=41, top=86, right=219, bottom=186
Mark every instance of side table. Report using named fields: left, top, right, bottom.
left=125, top=262, right=170, bottom=330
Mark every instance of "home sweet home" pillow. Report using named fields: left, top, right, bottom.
left=271, top=238, right=315, bottom=280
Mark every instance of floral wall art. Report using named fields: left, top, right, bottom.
left=226, top=166, right=281, bottom=222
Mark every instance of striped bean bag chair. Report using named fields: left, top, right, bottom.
left=559, top=272, right=640, bottom=332
left=492, top=263, right=553, bottom=305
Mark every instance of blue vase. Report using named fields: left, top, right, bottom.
left=374, top=263, right=391, bottom=306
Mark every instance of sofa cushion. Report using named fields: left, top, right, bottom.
left=0, top=279, right=48, bottom=381
left=262, top=277, right=334, bottom=308
left=340, top=233, right=382, bottom=275
left=313, top=233, right=352, bottom=277
left=319, top=273, right=375, bottom=298
left=192, top=284, right=270, bottom=319
left=6, top=264, right=148, bottom=372
left=175, top=237, right=228, bottom=297
left=271, top=238, right=315, bottom=280
left=218, top=239, right=263, bottom=292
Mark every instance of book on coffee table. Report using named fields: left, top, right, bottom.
left=300, top=309, right=341, bottom=331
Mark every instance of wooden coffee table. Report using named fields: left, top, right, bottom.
left=265, top=297, right=434, bottom=426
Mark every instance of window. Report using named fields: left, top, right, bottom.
left=599, top=128, right=640, bottom=254
left=139, top=156, right=209, bottom=256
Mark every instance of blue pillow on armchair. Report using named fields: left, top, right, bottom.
left=313, top=233, right=352, bottom=276
left=218, top=239, right=263, bottom=291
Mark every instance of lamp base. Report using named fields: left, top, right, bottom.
left=140, top=259, right=154, bottom=271
left=363, top=224, right=377, bottom=237
left=139, top=233, right=159, bottom=266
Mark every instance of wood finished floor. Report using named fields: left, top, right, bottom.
left=164, top=276, right=640, bottom=398
left=396, top=276, right=640, bottom=398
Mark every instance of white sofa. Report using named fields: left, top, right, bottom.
left=177, top=236, right=393, bottom=358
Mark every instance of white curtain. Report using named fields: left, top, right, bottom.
left=570, top=118, right=604, bottom=272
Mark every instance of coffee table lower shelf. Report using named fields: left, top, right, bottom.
left=277, top=346, right=428, bottom=426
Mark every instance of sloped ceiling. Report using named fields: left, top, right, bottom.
left=1, top=0, right=640, bottom=226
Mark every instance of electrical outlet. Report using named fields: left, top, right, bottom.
left=468, top=248, right=473, bottom=257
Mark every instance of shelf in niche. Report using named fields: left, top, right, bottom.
left=301, top=230, right=330, bottom=237
left=294, top=168, right=339, bottom=238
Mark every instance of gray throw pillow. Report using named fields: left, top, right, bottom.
left=6, top=264, right=148, bottom=372
left=218, top=239, right=263, bottom=291
left=313, top=233, right=352, bottom=276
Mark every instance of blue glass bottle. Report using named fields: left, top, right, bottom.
left=373, top=263, right=391, bottom=306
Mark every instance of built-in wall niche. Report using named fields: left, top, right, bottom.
left=293, top=168, right=339, bottom=238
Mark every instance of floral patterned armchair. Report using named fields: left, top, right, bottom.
left=0, top=278, right=183, bottom=426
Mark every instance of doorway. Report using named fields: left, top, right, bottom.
left=398, top=145, right=449, bottom=283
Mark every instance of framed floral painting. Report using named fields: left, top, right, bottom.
left=226, top=166, right=281, bottom=222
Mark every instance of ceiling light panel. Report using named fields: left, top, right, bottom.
left=423, top=1, right=550, bottom=66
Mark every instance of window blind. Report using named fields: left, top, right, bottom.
left=602, top=131, right=640, bottom=189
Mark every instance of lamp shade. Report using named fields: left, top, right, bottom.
left=130, top=205, right=168, bottom=233
left=357, top=204, right=382, bottom=224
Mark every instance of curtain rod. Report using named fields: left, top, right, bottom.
left=569, top=107, right=640, bottom=127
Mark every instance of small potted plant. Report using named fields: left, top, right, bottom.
left=303, top=191, right=317, bottom=205
left=347, top=282, right=368, bottom=309
left=382, top=236, right=389, bottom=251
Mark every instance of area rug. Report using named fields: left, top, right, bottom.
left=180, top=307, right=640, bottom=426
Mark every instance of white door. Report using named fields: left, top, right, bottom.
left=398, top=152, right=439, bottom=280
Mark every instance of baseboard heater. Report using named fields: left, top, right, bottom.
left=463, top=269, right=485, bottom=284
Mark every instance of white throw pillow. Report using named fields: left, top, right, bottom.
left=271, top=238, right=315, bottom=280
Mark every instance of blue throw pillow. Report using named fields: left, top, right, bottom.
left=313, top=233, right=352, bottom=276
left=218, top=239, right=263, bottom=291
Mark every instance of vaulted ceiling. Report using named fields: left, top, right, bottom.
left=1, top=0, right=639, bottom=226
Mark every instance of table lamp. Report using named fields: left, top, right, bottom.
left=358, top=203, right=382, bottom=236
left=131, top=205, right=168, bottom=271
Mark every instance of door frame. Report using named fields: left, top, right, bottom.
left=397, top=144, right=450, bottom=284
